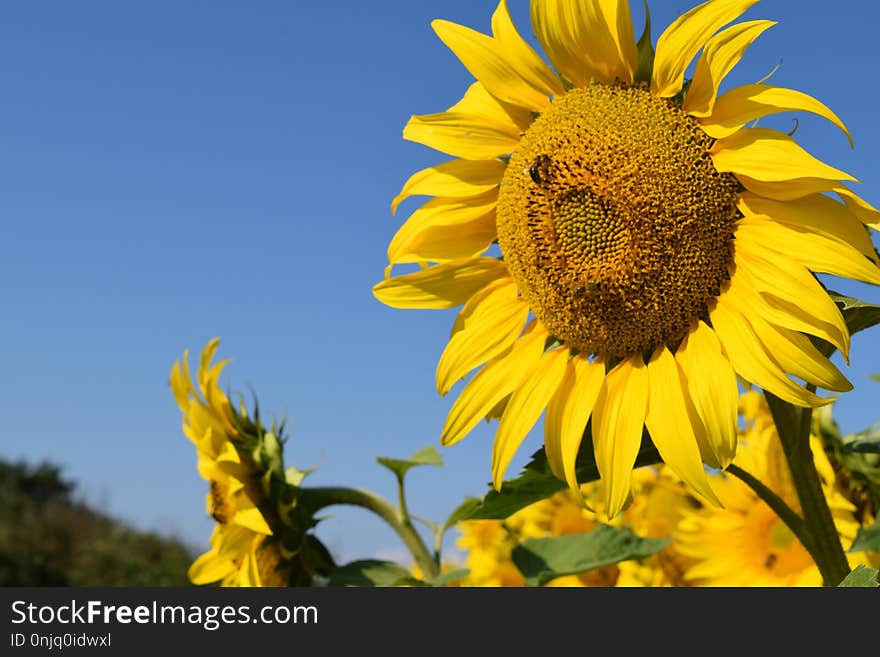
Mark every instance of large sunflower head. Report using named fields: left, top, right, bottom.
left=374, top=0, right=880, bottom=517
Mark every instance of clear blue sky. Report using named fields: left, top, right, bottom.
left=1, top=0, right=879, bottom=566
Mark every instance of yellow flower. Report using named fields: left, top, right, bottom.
left=171, top=339, right=333, bottom=587
left=374, top=0, right=879, bottom=517
left=675, top=391, right=866, bottom=586
left=458, top=468, right=689, bottom=586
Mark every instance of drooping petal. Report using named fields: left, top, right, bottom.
left=835, top=186, right=880, bottom=231
left=432, top=16, right=553, bottom=113
left=711, top=128, right=857, bottom=183
left=738, top=192, right=877, bottom=263
left=392, top=158, right=506, bottom=214
left=735, top=216, right=880, bottom=285
left=734, top=242, right=850, bottom=359
left=723, top=274, right=851, bottom=392
left=374, top=257, right=509, bottom=309
left=700, top=84, right=852, bottom=145
left=645, top=346, right=721, bottom=506
left=387, top=191, right=498, bottom=266
left=675, top=321, right=739, bottom=470
left=710, top=292, right=832, bottom=407
left=436, top=278, right=528, bottom=395
left=403, top=83, right=524, bottom=159
left=734, top=175, right=839, bottom=201
left=652, top=0, right=759, bottom=98
left=683, top=20, right=776, bottom=117
left=492, top=347, right=569, bottom=489
left=442, top=323, right=548, bottom=446
left=592, top=355, right=649, bottom=518
left=544, top=354, right=606, bottom=492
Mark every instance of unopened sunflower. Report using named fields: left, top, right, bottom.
left=374, top=0, right=880, bottom=517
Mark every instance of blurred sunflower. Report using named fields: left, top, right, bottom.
left=374, top=0, right=880, bottom=517
left=171, top=339, right=334, bottom=586
left=675, top=391, right=870, bottom=586
left=457, top=466, right=692, bottom=586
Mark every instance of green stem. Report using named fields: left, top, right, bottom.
left=300, top=486, right=440, bottom=580
left=764, top=392, right=851, bottom=586
left=726, top=464, right=810, bottom=551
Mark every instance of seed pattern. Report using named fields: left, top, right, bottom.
left=496, top=83, right=740, bottom=357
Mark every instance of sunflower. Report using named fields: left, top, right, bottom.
left=171, top=339, right=333, bottom=586
left=675, top=391, right=867, bottom=586
left=374, top=0, right=880, bottom=517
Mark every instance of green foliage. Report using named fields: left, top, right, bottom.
left=465, top=428, right=661, bottom=520
left=633, top=0, right=654, bottom=84
left=0, top=459, right=194, bottom=586
left=377, top=445, right=443, bottom=480
left=837, top=564, right=880, bottom=588
left=850, top=516, right=880, bottom=553
left=325, top=559, right=417, bottom=587
left=511, top=525, right=669, bottom=587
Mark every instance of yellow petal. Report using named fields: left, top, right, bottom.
left=835, top=186, right=880, bottom=231
left=734, top=174, right=839, bottom=201
left=645, top=346, right=721, bottom=507
left=442, top=323, right=548, bottom=446
left=734, top=241, right=850, bottom=359
left=710, top=293, right=832, bottom=407
left=592, top=355, right=649, bottom=518
left=188, top=548, right=235, bottom=585
left=403, top=83, right=524, bottom=159
left=725, top=279, right=851, bottom=392
left=544, top=354, right=606, bottom=492
left=436, top=278, right=528, bottom=395
left=712, top=128, right=857, bottom=183
left=491, top=0, right=564, bottom=97
left=531, top=0, right=635, bottom=86
left=675, top=321, right=738, bottom=469
left=652, top=0, right=759, bottom=98
left=736, top=216, right=880, bottom=285
left=700, top=84, right=852, bottom=145
left=387, top=191, right=498, bottom=266
left=738, top=191, right=877, bottom=263
left=392, top=159, right=505, bottom=214
left=432, top=17, right=552, bottom=113
left=233, top=505, right=273, bottom=536
left=492, top=347, right=569, bottom=489
left=374, top=257, right=509, bottom=309
left=683, top=20, right=775, bottom=117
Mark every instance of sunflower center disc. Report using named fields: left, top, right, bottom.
left=497, top=84, right=740, bottom=357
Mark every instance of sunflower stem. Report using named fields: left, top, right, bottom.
left=726, top=463, right=810, bottom=551
left=299, top=486, right=440, bottom=580
left=764, top=392, right=851, bottom=586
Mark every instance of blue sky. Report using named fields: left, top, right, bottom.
left=1, top=0, right=879, bottom=568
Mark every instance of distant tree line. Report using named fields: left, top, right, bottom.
left=0, top=459, right=194, bottom=586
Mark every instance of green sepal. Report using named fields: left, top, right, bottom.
left=633, top=0, right=654, bottom=85
left=511, top=525, right=669, bottom=587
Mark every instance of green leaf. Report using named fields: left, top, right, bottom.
left=633, top=0, right=654, bottom=84
left=325, top=560, right=417, bottom=587
left=849, top=516, right=880, bottom=553
left=829, top=292, right=880, bottom=336
left=376, top=445, right=444, bottom=479
left=511, top=525, right=669, bottom=587
left=425, top=568, right=470, bottom=587
left=465, top=469, right=566, bottom=521
left=837, top=564, right=880, bottom=587
left=465, top=427, right=662, bottom=520
left=841, top=423, right=880, bottom=454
